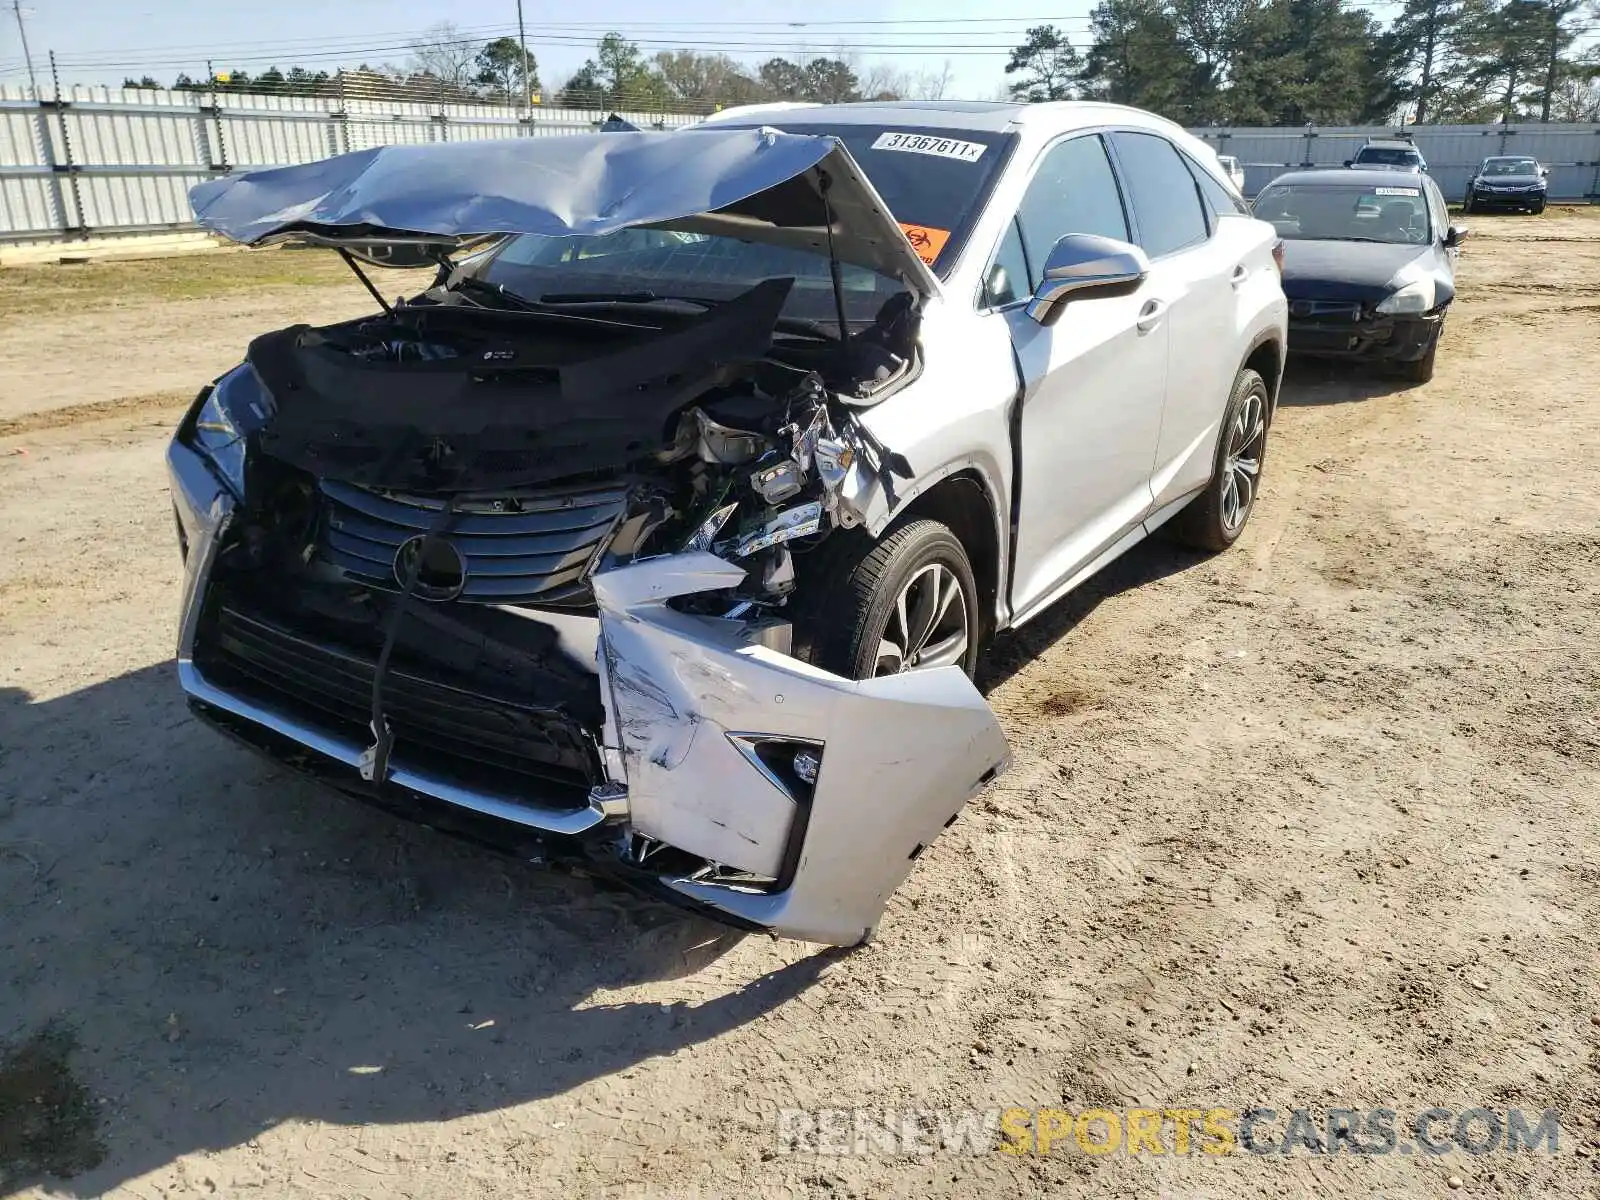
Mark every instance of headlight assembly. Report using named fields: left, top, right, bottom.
left=1376, top=273, right=1435, bottom=316
left=182, top=364, right=272, bottom=497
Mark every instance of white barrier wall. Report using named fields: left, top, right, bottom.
left=3, top=85, right=1596, bottom=242
left=1190, top=124, right=1600, bottom=200
left=0, top=84, right=700, bottom=242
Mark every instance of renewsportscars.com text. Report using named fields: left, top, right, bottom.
left=774, top=1106, right=1563, bottom=1157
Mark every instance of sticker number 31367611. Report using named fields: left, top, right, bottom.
left=871, top=132, right=987, bottom=163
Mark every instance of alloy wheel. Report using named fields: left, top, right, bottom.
left=874, top=562, right=970, bottom=676
left=1220, top=388, right=1267, bottom=535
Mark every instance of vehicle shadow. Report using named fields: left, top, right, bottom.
left=1276, top=356, right=1415, bottom=406
left=978, top=535, right=1208, bottom=697
left=0, top=668, right=833, bottom=1196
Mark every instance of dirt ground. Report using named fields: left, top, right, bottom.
left=1, top=214, right=1597, bottom=1199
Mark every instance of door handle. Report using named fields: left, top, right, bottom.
left=1135, top=298, right=1167, bottom=333
left=1231, top=264, right=1250, bottom=288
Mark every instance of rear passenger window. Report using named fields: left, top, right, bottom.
left=1184, top=152, right=1249, bottom=227
left=1108, top=131, right=1209, bottom=258
left=1014, top=134, right=1129, bottom=291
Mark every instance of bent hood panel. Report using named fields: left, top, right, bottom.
left=1279, top=239, right=1427, bottom=301
left=188, top=128, right=937, bottom=294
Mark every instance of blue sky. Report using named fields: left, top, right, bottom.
left=2, top=0, right=1102, bottom=98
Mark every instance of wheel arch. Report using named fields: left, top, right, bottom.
left=878, top=468, right=1005, bottom=646
left=1242, top=331, right=1284, bottom=413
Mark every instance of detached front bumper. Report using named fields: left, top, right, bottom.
left=1287, top=307, right=1441, bottom=363
left=168, top=441, right=1010, bottom=946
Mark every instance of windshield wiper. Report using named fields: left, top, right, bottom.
left=532, top=291, right=847, bottom=342
left=451, top=280, right=845, bottom=341
left=534, top=290, right=714, bottom=307
left=448, top=274, right=540, bottom=311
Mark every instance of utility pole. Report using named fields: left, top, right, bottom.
left=10, top=0, right=41, bottom=98
left=515, top=0, right=533, bottom=112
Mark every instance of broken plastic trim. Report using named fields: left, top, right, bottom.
left=589, top=551, right=1010, bottom=945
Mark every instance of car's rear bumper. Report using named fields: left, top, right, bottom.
left=1288, top=310, right=1441, bottom=363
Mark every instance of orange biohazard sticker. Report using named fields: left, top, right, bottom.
left=898, top=223, right=951, bottom=266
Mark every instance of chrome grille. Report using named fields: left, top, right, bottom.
left=318, top=479, right=627, bottom=606
left=1289, top=299, right=1365, bottom=322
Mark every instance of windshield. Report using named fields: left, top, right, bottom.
left=1482, top=159, right=1537, bottom=176
left=1356, top=147, right=1422, bottom=167
left=747, top=124, right=1015, bottom=276
left=475, top=226, right=907, bottom=330
left=1254, top=182, right=1432, bottom=245
left=473, top=123, right=1012, bottom=324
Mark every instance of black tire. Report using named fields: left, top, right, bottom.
left=1531, top=201, right=1546, bottom=215
left=1463, top=194, right=1475, bottom=214
left=1399, top=327, right=1440, bottom=383
left=1171, top=368, right=1271, bottom=553
left=790, top=519, right=980, bottom=681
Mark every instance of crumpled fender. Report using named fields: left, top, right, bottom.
left=592, top=552, right=1010, bottom=945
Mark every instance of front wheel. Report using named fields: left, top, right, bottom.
left=1463, top=194, right=1476, bottom=214
left=1398, top=327, right=1440, bottom=383
left=1171, top=368, right=1270, bottom=553
left=790, top=519, right=981, bottom=681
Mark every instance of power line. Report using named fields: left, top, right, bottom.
left=9, top=7, right=1596, bottom=80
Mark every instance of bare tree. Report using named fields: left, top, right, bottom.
left=406, top=21, right=480, bottom=91
left=859, top=61, right=913, bottom=100
left=910, top=60, right=956, bottom=100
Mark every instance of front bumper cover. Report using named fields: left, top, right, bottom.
left=169, top=440, right=1010, bottom=946
left=1288, top=308, right=1441, bottom=363
left=1469, top=188, right=1546, bottom=209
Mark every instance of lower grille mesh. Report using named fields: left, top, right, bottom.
left=196, top=603, right=598, bottom=802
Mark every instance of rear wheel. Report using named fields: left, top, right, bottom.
left=790, top=519, right=980, bottom=681
left=1171, top=368, right=1270, bottom=553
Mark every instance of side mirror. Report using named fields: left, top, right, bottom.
left=1444, top=225, right=1468, bottom=248
left=1343, top=159, right=1354, bottom=168
left=1025, top=233, right=1149, bottom=327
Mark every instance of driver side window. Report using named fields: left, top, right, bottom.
left=983, top=134, right=1130, bottom=307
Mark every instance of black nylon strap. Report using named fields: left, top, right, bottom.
left=363, top=497, right=460, bottom=789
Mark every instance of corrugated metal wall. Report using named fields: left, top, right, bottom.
left=0, top=83, right=700, bottom=242
left=1191, top=124, right=1600, bottom=200
left=3, top=87, right=1597, bottom=242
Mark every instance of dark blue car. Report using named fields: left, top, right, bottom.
left=1254, top=168, right=1466, bottom=383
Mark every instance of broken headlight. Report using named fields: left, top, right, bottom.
left=181, top=364, right=273, bottom=497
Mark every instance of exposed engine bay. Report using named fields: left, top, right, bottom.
left=172, top=126, right=1010, bottom=945
left=175, top=266, right=957, bottom=941
left=228, top=273, right=917, bottom=621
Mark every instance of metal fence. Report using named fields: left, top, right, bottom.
left=1191, top=124, right=1600, bottom=201
left=0, top=82, right=699, bottom=243
left=4, top=84, right=1598, bottom=244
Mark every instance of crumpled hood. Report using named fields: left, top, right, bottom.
left=188, top=127, right=937, bottom=295
left=1279, top=238, right=1427, bottom=301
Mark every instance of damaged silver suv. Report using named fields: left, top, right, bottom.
left=170, top=101, right=1287, bottom=945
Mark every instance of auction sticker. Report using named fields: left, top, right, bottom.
left=1374, top=187, right=1420, bottom=196
left=872, top=132, right=987, bottom=163
left=898, top=223, right=951, bottom=265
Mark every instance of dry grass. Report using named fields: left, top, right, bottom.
left=0, top=246, right=364, bottom=319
